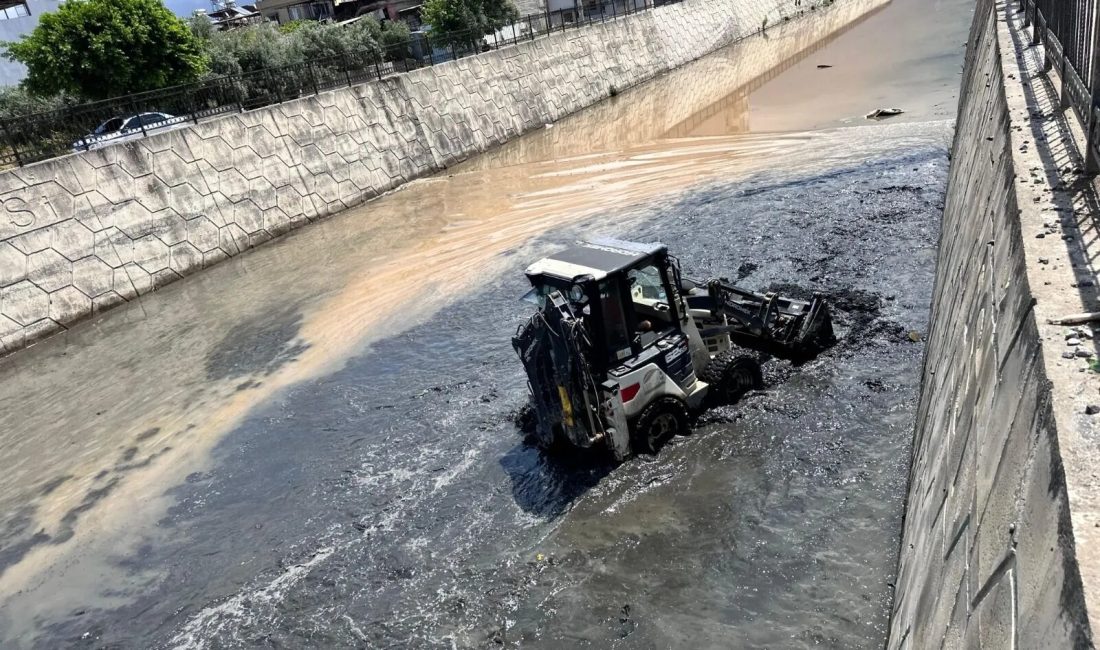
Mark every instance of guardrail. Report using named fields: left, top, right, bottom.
left=1020, top=0, right=1100, bottom=171
left=0, top=0, right=678, bottom=168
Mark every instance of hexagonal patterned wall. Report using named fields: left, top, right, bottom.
left=0, top=0, right=803, bottom=357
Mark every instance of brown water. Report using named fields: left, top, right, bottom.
left=0, top=0, right=973, bottom=645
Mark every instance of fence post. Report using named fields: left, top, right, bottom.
left=343, top=54, right=353, bottom=86
left=375, top=55, right=383, bottom=81
left=1, top=119, right=23, bottom=167
left=270, top=68, right=285, bottom=103
left=232, top=75, right=245, bottom=113
left=132, top=99, right=148, bottom=137
left=306, top=62, right=320, bottom=96
left=1061, top=51, right=1072, bottom=109
left=1043, top=24, right=1053, bottom=71
left=1085, top=106, right=1100, bottom=174
left=190, top=83, right=202, bottom=124
left=1085, top=4, right=1100, bottom=174
left=1032, top=7, right=1041, bottom=46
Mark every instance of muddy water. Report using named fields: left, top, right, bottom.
left=0, top=0, right=967, bottom=646
left=748, top=0, right=974, bottom=131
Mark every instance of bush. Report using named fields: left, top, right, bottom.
left=285, top=19, right=381, bottom=65
left=0, top=86, right=77, bottom=120
left=206, top=22, right=294, bottom=77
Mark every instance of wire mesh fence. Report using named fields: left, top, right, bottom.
left=1021, top=0, right=1100, bottom=170
left=0, top=0, right=677, bottom=169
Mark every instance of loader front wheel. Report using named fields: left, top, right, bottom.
left=632, top=397, right=689, bottom=455
left=702, top=352, right=763, bottom=406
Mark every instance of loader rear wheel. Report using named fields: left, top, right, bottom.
left=632, top=397, right=689, bottom=455
left=701, top=352, right=763, bottom=406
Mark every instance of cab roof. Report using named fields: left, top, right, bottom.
left=525, top=239, right=667, bottom=283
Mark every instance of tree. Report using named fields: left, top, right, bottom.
left=187, top=12, right=214, bottom=42
left=380, top=21, right=411, bottom=62
left=286, top=19, right=381, bottom=65
left=421, top=0, right=519, bottom=50
left=4, top=0, right=207, bottom=100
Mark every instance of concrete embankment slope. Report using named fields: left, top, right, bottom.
left=888, top=0, right=1099, bottom=646
left=0, top=0, right=878, bottom=358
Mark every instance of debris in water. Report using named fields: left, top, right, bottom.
left=1086, top=405, right=1100, bottom=415
left=866, top=108, right=904, bottom=120
left=906, top=330, right=922, bottom=342
left=817, top=64, right=833, bottom=68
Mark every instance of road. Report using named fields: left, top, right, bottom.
left=0, top=0, right=972, bottom=646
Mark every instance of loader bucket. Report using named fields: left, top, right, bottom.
left=703, top=283, right=837, bottom=362
left=792, top=293, right=836, bottom=356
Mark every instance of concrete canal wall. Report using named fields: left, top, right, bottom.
left=0, top=0, right=840, bottom=356
left=887, top=0, right=1098, bottom=646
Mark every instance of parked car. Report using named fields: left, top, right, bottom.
left=71, top=112, right=188, bottom=152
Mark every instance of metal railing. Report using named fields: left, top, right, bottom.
left=1021, top=0, right=1100, bottom=171
left=0, top=0, right=678, bottom=168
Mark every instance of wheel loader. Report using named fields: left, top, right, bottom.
left=512, top=239, right=835, bottom=459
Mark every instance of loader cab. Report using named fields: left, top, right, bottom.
left=522, top=239, right=685, bottom=376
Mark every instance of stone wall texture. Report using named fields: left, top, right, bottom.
left=0, top=0, right=813, bottom=356
left=886, top=0, right=1094, bottom=647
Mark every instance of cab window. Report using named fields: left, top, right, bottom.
left=628, top=265, right=667, bottom=302
left=599, top=280, right=632, bottom=363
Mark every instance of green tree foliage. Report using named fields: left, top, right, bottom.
left=286, top=19, right=382, bottom=65
left=187, top=12, right=215, bottom=41
left=380, top=21, right=411, bottom=62
left=421, top=0, right=519, bottom=50
left=204, top=22, right=292, bottom=76
left=4, top=0, right=208, bottom=99
left=277, top=19, right=310, bottom=34
left=202, top=19, right=384, bottom=78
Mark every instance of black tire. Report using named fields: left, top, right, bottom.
left=631, top=396, right=689, bottom=455
left=700, top=352, right=763, bottom=406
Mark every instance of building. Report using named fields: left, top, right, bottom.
left=204, top=0, right=263, bottom=29
left=254, top=0, right=333, bottom=23
left=0, top=0, right=63, bottom=86
left=330, top=0, right=421, bottom=26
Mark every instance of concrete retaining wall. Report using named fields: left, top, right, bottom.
left=886, top=0, right=1095, bottom=646
left=0, top=0, right=816, bottom=356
